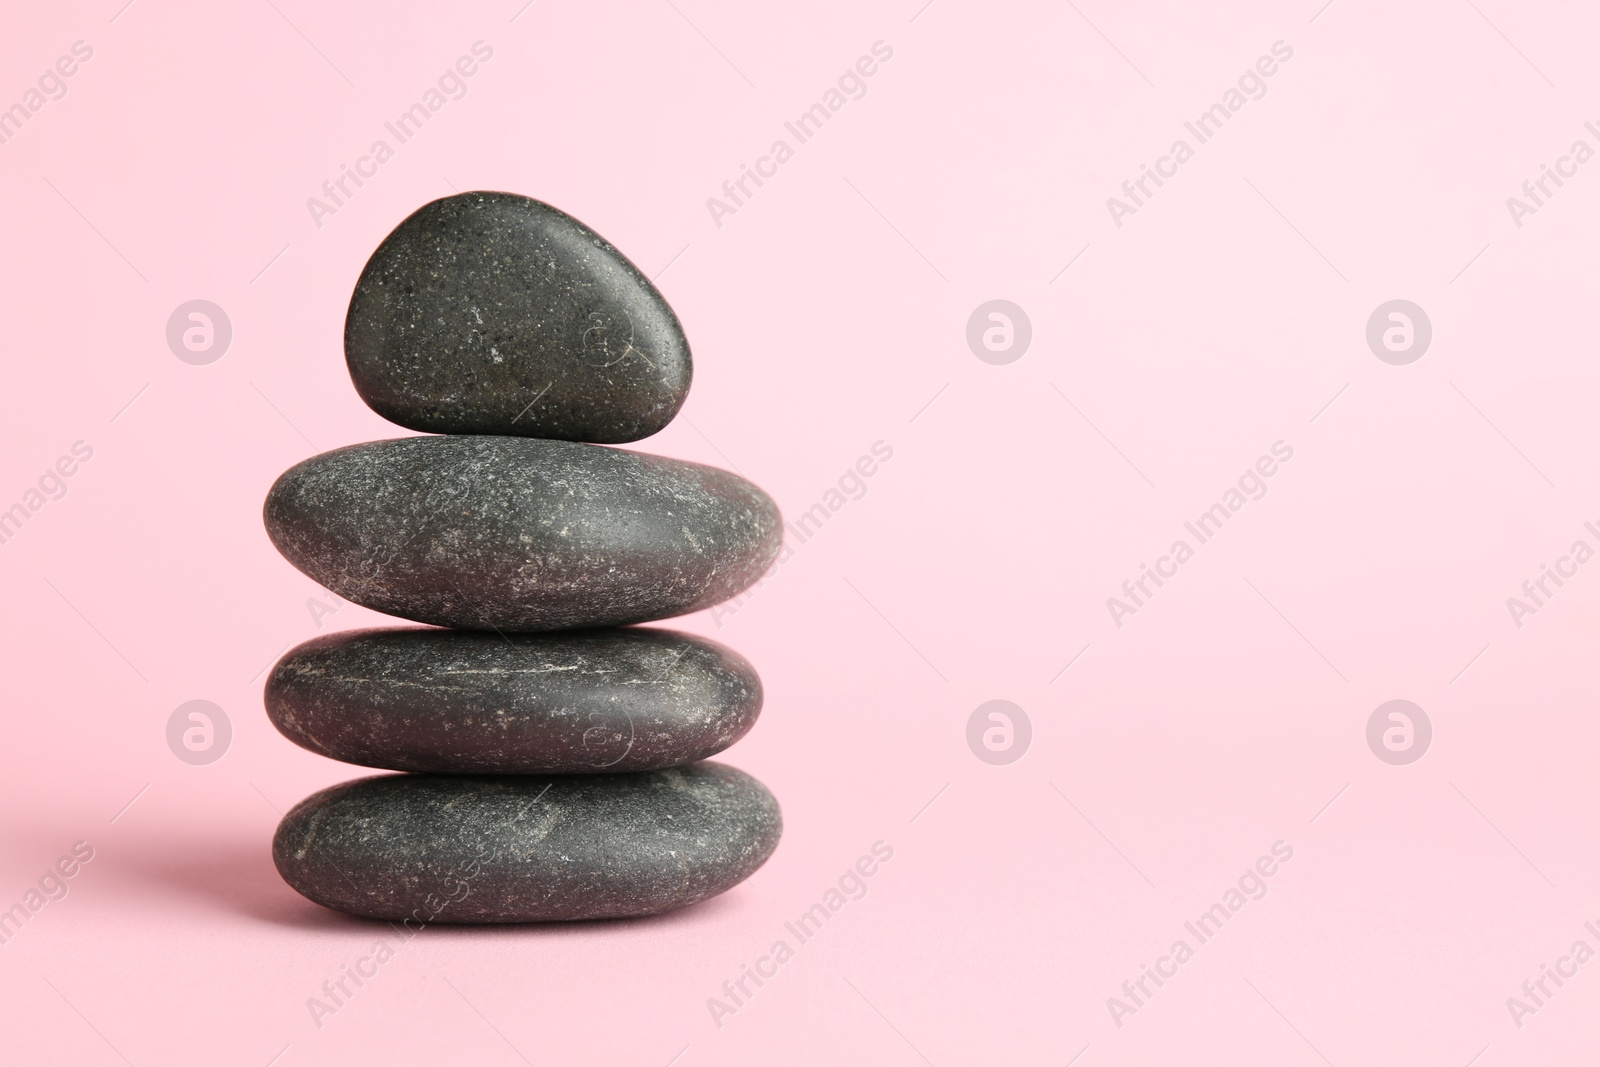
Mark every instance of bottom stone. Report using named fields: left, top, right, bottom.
left=272, top=763, right=781, bottom=922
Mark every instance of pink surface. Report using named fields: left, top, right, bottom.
left=2, top=0, right=1598, bottom=1062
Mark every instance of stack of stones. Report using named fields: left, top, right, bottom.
left=261, top=192, right=783, bottom=923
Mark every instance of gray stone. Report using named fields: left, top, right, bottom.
left=265, top=627, right=761, bottom=773
left=262, top=435, right=781, bottom=631
left=345, top=192, right=691, bottom=443
left=272, top=763, right=781, bottom=922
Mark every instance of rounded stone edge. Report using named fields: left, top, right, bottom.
left=261, top=438, right=787, bottom=632
left=270, top=765, right=784, bottom=923
left=262, top=626, right=767, bottom=774
left=341, top=191, right=694, bottom=444
left=261, top=441, right=367, bottom=594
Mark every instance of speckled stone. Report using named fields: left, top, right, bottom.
left=263, top=435, right=782, bottom=631
left=272, top=763, right=781, bottom=922
left=344, top=192, right=691, bottom=443
left=265, top=626, right=762, bottom=773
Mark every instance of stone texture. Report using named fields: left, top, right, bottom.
left=345, top=192, right=691, bottom=443
left=272, top=763, right=781, bottom=922
left=265, top=626, right=762, bottom=773
left=262, top=435, right=782, bottom=631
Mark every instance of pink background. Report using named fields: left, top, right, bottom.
left=3, top=0, right=1598, bottom=1062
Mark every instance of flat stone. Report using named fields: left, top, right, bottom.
left=345, top=192, right=691, bottom=443
left=272, top=763, right=781, bottom=922
left=263, top=435, right=781, bottom=631
left=266, top=627, right=761, bottom=773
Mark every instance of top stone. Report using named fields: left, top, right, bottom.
left=344, top=192, right=691, bottom=443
